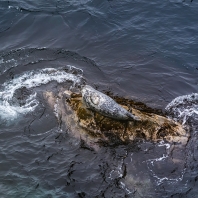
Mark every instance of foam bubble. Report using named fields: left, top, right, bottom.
left=144, top=141, right=181, bottom=185
left=0, top=66, right=83, bottom=123
left=0, top=93, right=38, bottom=122
left=108, top=159, right=124, bottom=180
left=0, top=58, right=18, bottom=74
left=8, top=5, right=20, bottom=10
left=165, top=93, right=198, bottom=124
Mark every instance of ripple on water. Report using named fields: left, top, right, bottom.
left=0, top=44, right=197, bottom=197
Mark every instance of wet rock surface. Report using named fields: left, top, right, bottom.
left=44, top=89, right=189, bottom=147
left=12, top=86, right=33, bottom=106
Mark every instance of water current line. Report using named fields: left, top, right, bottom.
left=144, top=140, right=181, bottom=185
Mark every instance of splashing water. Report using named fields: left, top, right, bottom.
left=165, top=93, right=198, bottom=124
left=147, top=93, right=198, bottom=185
left=0, top=66, right=83, bottom=123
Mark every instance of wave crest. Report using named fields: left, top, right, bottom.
left=0, top=66, right=83, bottom=124
left=165, top=93, right=198, bottom=124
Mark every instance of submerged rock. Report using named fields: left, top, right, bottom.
left=44, top=88, right=189, bottom=146
left=12, top=86, right=32, bottom=106
left=44, top=88, right=189, bottom=194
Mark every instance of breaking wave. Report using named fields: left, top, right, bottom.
left=0, top=66, right=83, bottom=123
left=165, top=93, right=198, bottom=125
left=144, top=92, right=198, bottom=187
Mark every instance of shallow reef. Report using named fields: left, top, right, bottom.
left=44, top=89, right=189, bottom=147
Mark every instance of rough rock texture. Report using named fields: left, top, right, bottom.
left=12, top=86, right=32, bottom=106
left=44, top=90, right=189, bottom=146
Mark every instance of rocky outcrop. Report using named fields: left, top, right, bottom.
left=44, top=89, right=189, bottom=146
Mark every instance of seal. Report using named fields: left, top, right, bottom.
left=81, top=85, right=140, bottom=121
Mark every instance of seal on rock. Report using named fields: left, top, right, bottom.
left=81, top=85, right=140, bottom=121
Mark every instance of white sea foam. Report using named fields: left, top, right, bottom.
left=148, top=166, right=186, bottom=186
left=158, top=140, right=170, bottom=149
left=165, top=93, right=198, bottom=124
left=108, top=159, right=124, bottom=180
left=0, top=66, right=83, bottom=122
left=146, top=142, right=169, bottom=167
left=0, top=58, right=19, bottom=74
left=120, top=181, right=134, bottom=195
left=145, top=93, right=198, bottom=185
left=145, top=141, right=174, bottom=185
left=8, top=5, right=20, bottom=10
left=147, top=156, right=186, bottom=185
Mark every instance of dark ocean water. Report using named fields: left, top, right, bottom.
left=0, top=0, right=198, bottom=197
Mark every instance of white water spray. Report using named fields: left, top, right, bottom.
left=0, top=66, right=83, bottom=122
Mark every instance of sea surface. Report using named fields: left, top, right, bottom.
left=0, top=0, right=198, bottom=197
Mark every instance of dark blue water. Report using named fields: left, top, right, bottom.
left=0, top=0, right=198, bottom=197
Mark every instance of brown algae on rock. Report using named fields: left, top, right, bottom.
left=44, top=90, right=189, bottom=146
left=43, top=89, right=189, bottom=195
